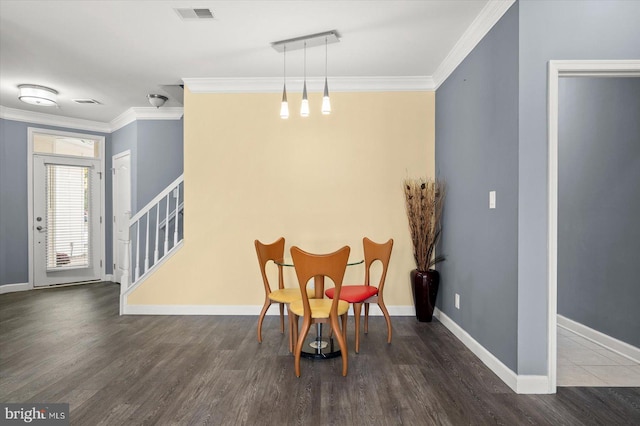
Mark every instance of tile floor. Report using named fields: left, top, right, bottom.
left=557, top=326, right=640, bottom=386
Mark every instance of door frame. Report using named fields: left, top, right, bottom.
left=546, top=60, right=640, bottom=393
left=112, top=150, right=131, bottom=284
left=27, top=127, right=106, bottom=288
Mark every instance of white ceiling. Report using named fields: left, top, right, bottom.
left=0, top=1, right=493, bottom=124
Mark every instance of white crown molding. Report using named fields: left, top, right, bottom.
left=0, top=105, right=111, bottom=133
left=432, top=0, right=516, bottom=89
left=1, top=105, right=184, bottom=133
left=110, top=107, right=184, bottom=132
left=183, top=76, right=435, bottom=94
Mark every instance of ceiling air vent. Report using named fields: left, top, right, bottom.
left=73, top=99, right=101, bottom=105
left=175, top=8, right=214, bottom=20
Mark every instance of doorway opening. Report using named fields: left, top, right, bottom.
left=547, top=60, right=640, bottom=392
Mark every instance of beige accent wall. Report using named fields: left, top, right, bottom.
left=128, top=89, right=435, bottom=307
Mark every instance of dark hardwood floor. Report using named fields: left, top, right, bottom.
left=1, top=282, right=638, bottom=425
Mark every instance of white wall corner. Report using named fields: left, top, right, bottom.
left=516, top=375, right=551, bottom=394
left=434, top=308, right=553, bottom=394
left=0, top=282, right=32, bottom=295
left=432, top=0, right=516, bottom=89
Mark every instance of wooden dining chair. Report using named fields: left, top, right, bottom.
left=255, top=237, right=302, bottom=352
left=325, top=237, right=393, bottom=353
left=289, top=246, right=351, bottom=377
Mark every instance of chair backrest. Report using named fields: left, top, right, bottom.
left=255, top=237, right=286, bottom=294
left=363, top=237, right=393, bottom=293
left=290, top=246, right=350, bottom=318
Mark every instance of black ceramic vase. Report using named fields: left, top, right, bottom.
left=411, top=269, right=440, bottom=322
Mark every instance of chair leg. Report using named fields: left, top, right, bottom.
left=295, top=317, right=311, bottom=377
left=377, top=299, right=392, bottom=344
left=364, top=303, right=370, bottom=334
left=287, top=305, right=293, bottom=353
left=292, top=313, right=299, bottom=353
left=341, top=312, right=347, bottom=343
left=353, top=302, right=362, bottom=353
left=279, top=303, right=285, bottom=334
left=257, top=298, right=271, bottom=343
left=331, top=314, right=348, bottom=376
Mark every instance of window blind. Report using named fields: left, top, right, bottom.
left=46, top=164, right=92, bottom=270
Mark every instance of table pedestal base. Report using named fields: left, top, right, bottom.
left=300, top=323, right=341, bottom=359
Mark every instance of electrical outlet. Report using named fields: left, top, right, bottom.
left=455, top=293, right=460, bottom=309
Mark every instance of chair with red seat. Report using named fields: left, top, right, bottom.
left=325, top=237, right=393, bottom=353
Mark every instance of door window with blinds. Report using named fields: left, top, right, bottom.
left=30, top=128, right=104, bottom=288
left=45, top=164, right=92, bottom=270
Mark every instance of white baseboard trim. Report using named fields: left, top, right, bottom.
left=0, top=282, right=31, bottom=295
left=103, top=274, right=114, bottom=282
left=121, top=303, right=416, bottom=316
left=558, top=314, right=640, bottom=363
left=433, top=308, right=551, bottom=394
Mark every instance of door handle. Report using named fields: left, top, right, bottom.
left=36, top=226, right=47, bottom=232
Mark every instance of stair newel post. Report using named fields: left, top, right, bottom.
left=135, top=220, right=140, bottom=281
left=154, top=204, right=160, bottom=264
left=164, top=193, right=170, bottom=254
left=173, top=185, right=180, bottom=246
left=121, top=240, right=131, bottom=289
left=144, top=211, right=150, bottom=274
left=121, top=211, right=131, bottom=289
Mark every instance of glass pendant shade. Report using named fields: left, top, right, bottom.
left=300, top=82, right=309, bottom=117
left=280, top=85, right=289, bottom=119
left=322, top=77, right=331, bottom=115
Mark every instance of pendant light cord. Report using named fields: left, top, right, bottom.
left=325, top=37, right=328, bottom=77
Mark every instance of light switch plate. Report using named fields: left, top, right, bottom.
left=489, top=191, right=496, bottom=209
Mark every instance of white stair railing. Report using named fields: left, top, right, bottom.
left=121, top=175, right=184, bottom=291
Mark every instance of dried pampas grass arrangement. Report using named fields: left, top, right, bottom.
left=403, top=178, right=446, bottom=272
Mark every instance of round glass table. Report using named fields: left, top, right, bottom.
left=274, top=257, right=363, bottom=359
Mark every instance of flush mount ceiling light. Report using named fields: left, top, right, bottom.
left=18, top=84, right=58, bottom=106
left=272, top=30, right=340, bottom=118
left=147, top=94, right=168, bottom=108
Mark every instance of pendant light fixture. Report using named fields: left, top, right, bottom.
left=321, top=37, right=331, bottom=115
left=300, top=42, right=309, bottom=117
left=280, top=45, right=289, bottom=119
left=271, top=30, right=340, bottom=118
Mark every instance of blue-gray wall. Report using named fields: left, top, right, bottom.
left=137, top=119, right=184, bottom=210
left=558, top=77, right=640, bottom=348
left=110, top=119, right=184, bottom=214
left=435, top=3, right=519, bottom=370
left=0, top=116, right=183, bottom=285
left=518, top=0, right=640, bottom=374
left=0, top=118, right=110, bottom=285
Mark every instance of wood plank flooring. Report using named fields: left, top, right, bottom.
left=1, top=282, right=639, bottom=425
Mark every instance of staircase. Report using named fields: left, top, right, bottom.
left=119, top=175, right=184, bottom=313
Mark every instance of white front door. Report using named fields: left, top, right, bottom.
left=33, top=155, right=102, bottom=287
left=112, top=152, right=131, bottom=284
